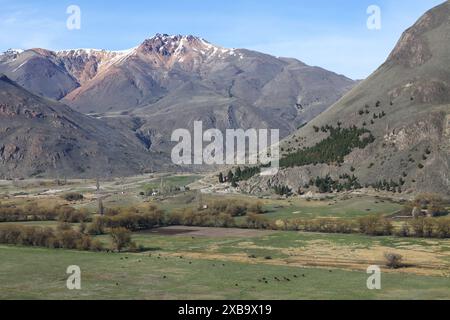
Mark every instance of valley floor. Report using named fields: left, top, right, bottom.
left=0, top=174, right=449, bottom=300
left=1, top=228, right=450, bottom=300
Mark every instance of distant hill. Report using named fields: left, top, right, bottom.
left=0, top=75, right=169, bottom=178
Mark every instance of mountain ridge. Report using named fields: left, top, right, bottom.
left=0, top=74, right=171, bottom=178
left=243, top=1, right=450, bottom=196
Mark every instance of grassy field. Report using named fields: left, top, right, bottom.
left=1, top=226, right=450, bottom=300
left=153, top=192, right=403, bottom=222
left=1, top=244, right=450, bottom=300
left=0, top=175, right=448, bottom=300
left=141, top=175, right=203, bottom=193
left=262, top=195, right=402, bottom=220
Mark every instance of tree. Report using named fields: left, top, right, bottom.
left=227, top=170, right=234, bottom=183
left=98, top=198, right=104, bottom=216
left=110, top=228, right=133, bottom=252
left=235, top=167, right=242, bottom=180
left=280, top=126, right=375, bottom=169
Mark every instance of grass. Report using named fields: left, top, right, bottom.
left=141, top=175, right=202, bottom=192
left=262, top=196, right=402, bottom=221
left=156, top=192, right=402, bottom=227
left=0, top=175, right=448, bottom=300
left=1, top=245, right=449, bottom=300
left=123, top=229, right=450, bottom=255
left=247, top=231, right=448, bottom=250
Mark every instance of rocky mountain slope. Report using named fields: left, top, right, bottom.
left=0, top=35, right=355, bottom=153
left=0, top=75, right=169, bottom=178
left=244, top=1, right=450, bottom=196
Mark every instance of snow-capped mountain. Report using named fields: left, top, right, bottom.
left=0, top=34, right=355, bottom=158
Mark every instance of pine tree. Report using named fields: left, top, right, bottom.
left=227, top=170, right=234, bottom=183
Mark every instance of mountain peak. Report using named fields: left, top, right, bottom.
left=387, top=0, right=450, bottom=68
left=138, top=33, right=216, bottom=57
left=148, top=33, right=206, bottom=43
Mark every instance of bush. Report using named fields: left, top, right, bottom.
left=436, top=218, right=450, bottom=238
left=358, top=215, right=393, bottom=236
left=396, top=224, right=411, bottom=237
left=58, top=207, right=91, bottom=223
left=61, top=193, right=84, bottom=202
left=384, top=253, right=403, bottom=269
left=110, top=227, right=134, bottom=252
left=89, top=239, right=104, bottom=252
left=87, top=217, right=106, bottom=235
left=248, top=202, right=264, bottom=214
left=245, top=213, right=271, bottom=229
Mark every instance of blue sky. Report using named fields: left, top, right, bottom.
left=0, top=0, right=445, bottom=79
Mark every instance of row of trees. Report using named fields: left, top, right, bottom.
left=305, top=174, right=362, bottom=194
left=0, top=202, right=92, bottom=223
left=371, top=179, right=405, bottom=193
left=166, top=200, right=265, bottom=228
left=88, top=205, right=165, bottom=235
left=167, top=209, right=236, bottom=228
left=160, top=203, right=450, bottom=239
left=0, top=202, right=60, bottom=222
left=0, top=224, right=103, bottom=251
left=400, top=217, right=450, bottom=238
left=219, top=166, right=261, bottom=185
left=57, top=207, right=91, bottom=223
left=273, top=185, right=292, bottom=196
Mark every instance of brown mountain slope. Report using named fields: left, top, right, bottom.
left=244, top=1, right=450, bottom=196
left=0, top=49, right=79, bottom=100
left=0, top=35, right=355, bottom=156
left=0, top=75, right=169, bottom=178
left=60, top=35, right=355, bottom=153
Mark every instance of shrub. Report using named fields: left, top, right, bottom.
left=110, top=227, right=134, bottom=252
left=358, top=215, right=393, bottom=236
left=396, top=224, right=411, bottom=237
left=57, top=221, right=73, bottom=232
left=245, top=213, right=271, bottom=229
left=58, top=207, right=91, bottom=223
left=87, top=216, right=107, bottom=235
left=384, top=253, right=404, bottom=269
left=248, top=202, right=264, bottom=214
left=61, top=193, right=84, bottom=202
left=436, top=218, right=450, bottom=238
left=89, top=239, right=104, bottom=252
left=410, top=218, right=426, bottom=237
left=58, top=229, right=82, bottom=249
